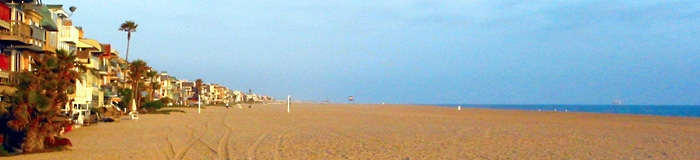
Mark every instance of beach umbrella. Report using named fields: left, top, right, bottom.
left=131, top=100, right=137, bottom=112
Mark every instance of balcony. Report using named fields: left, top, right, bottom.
left=29, top=25, right=46, bottom=49
left=0, top=21, right=50, bottom=53
left=98, top=64, right=108, bottom=75
left=58, top=26, right=79, bottom=44
left=44, top=31, right=57, bottom=53
left=76, top=50, right=90, bottom=63
left=108, top=72, right=121, bottom=81
left=42, top=43, right=57, bottom=53
left=0, top=71, right=16, bottom=86
left=0, top=21, right=31, bottom=45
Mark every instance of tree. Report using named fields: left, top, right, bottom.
left=195, top=79, right=203, bottom=102
left=145, top=70, right=159, bottom=101
left=116, top=87, right=132, bottom=111
left=118, top=21, right=138, bottom=62
left=3, top=50, right=84, bottom=152
left=128, top=60, right=149, bottom=111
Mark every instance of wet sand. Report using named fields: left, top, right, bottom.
left=8, top=103, right=700, bottom=159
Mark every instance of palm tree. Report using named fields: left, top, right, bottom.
left=118, top=21, right=138, bottom=62
left=195, top=79, right=203, bottom=103
left=3, top=50, right=84, bottom=152
left=128, top=60, right=149, bottom=111
left=145, top=70, right=159, bottom=101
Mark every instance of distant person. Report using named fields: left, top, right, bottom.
left=226, top=103, right=229, bottom=109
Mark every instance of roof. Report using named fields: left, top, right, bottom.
left=111, top=49, right=120, bottom=56
left=182, top=82, right=194, bottom=87
left=25, top=4, right=58, bottom=31
left=46, top=5, right=70, bottom=18
left=77, top=39, right=102, bottom=52
left=110, top=56, right=126, bottom=64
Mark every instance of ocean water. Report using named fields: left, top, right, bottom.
left=435, top=104, right=700, bottom=118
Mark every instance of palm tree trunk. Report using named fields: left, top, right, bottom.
left=125, top=32, right=131, bottom=62
left=150, top=86, right=154, bottom=102
left=133, top=82, right=140, bottom=111
left=23, top=126, right=45, bottom=152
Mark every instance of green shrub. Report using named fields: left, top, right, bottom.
left=141, top=100, right=165, bottom=112
left=0, top=145, right=9, bottom=156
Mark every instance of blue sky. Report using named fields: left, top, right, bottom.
left=45, top=0, right=700, bottom=105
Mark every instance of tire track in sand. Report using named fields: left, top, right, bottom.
left=272, top=129, right=291, bottom=160
left=247, top=131, right=272, bottom=160
left=218, top=115, right=233, bottom=160
left=163, top=125, right=176, bottom=159
left=194, top=122, right=218, bottom=154
left=175, top=120, right=210, bottom=160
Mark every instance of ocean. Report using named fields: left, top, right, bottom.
left=435, top=104, right=700, bottom=118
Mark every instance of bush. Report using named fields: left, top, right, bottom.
left=0, top=145, right=9, bottom=156
left=141, top=100, right=165, bottom=112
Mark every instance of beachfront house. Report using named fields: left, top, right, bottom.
left=96, top=45, right=125, bottom=109
left=212, top=85, right=230, bottom=104
left=49, top=5, right=76, bottom=53
left=108, top=49, right=127, bottom=109
left=0, top=1, right=60, bottom=102
left=156, top=72, right=179, bottom=105
left=74, top=38, right=108, bottom=119
left=52, top=5, right=84, bottom=113
left=178, top=80, right=195, bottom=105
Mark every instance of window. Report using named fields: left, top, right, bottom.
left=12, top=51, right=20, bottom=72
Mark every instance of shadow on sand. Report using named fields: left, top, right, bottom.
left=149, top=109, right=186, bottom=115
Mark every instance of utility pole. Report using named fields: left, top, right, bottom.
left=248, top=88, right=252, bottom=108
left=198, top=87, right=201, bottom=113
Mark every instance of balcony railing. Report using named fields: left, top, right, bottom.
left=0, top=21, right=31, bottom=44
left=29, top=25, right=46, bottom=49
left=58, top=26, right=79, bottom=42
left=108, top=72, right=120, bottom=80
left=0, top=71, right=16, bottom=86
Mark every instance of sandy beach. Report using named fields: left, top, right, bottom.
left=8, top=103, right=700, bottom=159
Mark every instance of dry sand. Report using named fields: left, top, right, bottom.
left=7, top=103, right=700, bottom=159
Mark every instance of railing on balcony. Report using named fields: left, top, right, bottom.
left=98, top=62, right=108, bottom=74
left=45, top=31, right=57, bottom=52
left=29, top=25, right=45, bottom=48
left=0, top=21, right=31, bottom=44
left=58, top=26, right=79, bottom=42
left=0, top=71, right=16, bottom=86
left=108, top=72, right=120, bottom=80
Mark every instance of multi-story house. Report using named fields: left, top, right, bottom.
left=75, top=38, right=101, bottom=111
left=200, top=83, right=212, bottom=105
left=166, top=76, right=178, bottom=105
left=0, top=1, right=59, bottom=99
left=157, top=72, right=173, bottom=99
left=48, top=5, right=75, bottom=53
left=49, top=5, right=84, bottom=113
left=175, top=80, right=195, bottom=105
left=211, top=84, right=230, bottom=104
left=105, top=49, right=127, bottom=108
left=96, top=45, right=125, bottom=108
